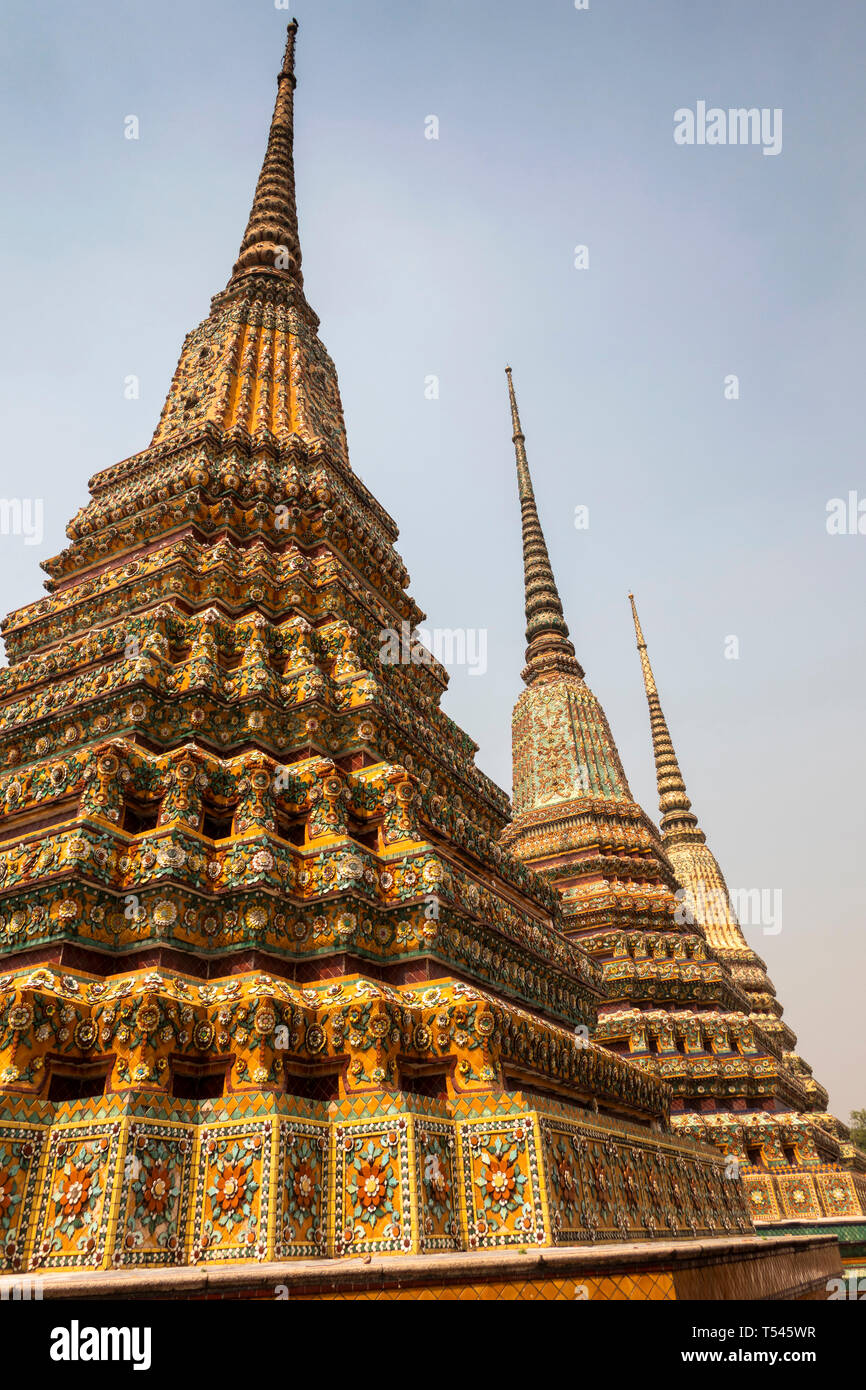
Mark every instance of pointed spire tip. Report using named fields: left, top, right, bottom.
left=505, top=373, right=583, bottom=684
left=228, top=18, right=304, bottom=290
left=629, top=597, right=702, bottom=839
left=281, top=19, right=299, bottom=79
left=629, top=592, right=647, bottom=649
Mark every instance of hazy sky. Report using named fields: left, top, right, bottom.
left=0, top=0, right=863, bottom=1118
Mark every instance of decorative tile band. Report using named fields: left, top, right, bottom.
left=0, top=1092, right=751, bottom=1274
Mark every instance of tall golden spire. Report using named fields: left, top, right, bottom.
left=506, top=367, right=583, bottom=685
left=147, top=20, right=359, bottom=460
left=628, top=593, right=703, bottom=847
left=229, top=20, right=304, bottom=290
left=628, top=593, right=760, bottom=956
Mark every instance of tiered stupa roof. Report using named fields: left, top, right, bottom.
left=626, top=594, right=866, bottom=1201
left=501, top=372, right=866, bottom=1225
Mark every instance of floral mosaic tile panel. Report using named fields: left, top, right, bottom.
left=191, top=1121, right=272, bottom=1263
left=0, top=1126, right=45, bottom=1272
left=333, top=1117, right=413, bottom=1257
left=112, top=1121, right=195, bottom=1267
left=459, top=1116, right=546, bottom=1249
left=414, top=1118, right=459, bottom=1252
left=274, top=1119, right=330, bottom=1258
left=29, top=1122, right=121, bottom=1270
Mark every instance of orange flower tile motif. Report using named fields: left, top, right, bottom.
left=192, top=1123, right=271, bottom=1263
left=30, top=1125, right=120, bottom=1269
left=113, top=1123, right=194, bottom=1267
left=334, top=1119, right=412, bottom=1257
left=460, top=1118, right=546, bottom=1249
left=274, top=1120, right=329, bottom=1259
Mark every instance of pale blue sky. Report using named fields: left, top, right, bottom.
left=0, top=0, right=864, bottom=1116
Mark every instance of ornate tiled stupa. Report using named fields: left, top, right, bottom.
left=0, top=22, right=756, bottom=1282
left=626, top=595, right=866, bottom=1221
left=500, top=368, right=866, bottom=1227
